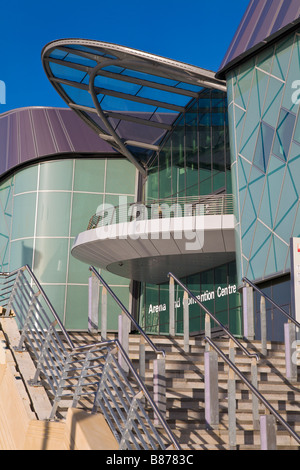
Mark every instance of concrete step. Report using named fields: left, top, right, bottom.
left=127, top=333, right=300, bottom=449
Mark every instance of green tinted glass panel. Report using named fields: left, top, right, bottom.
left=36, top=192, right=71, bottom=237
left=14, top=165, right=38, bottom=194
left=105, top=159, right=136, bottom=194
left=33, top=237, right=69, bottom=284
left=74, top=159, right=106, bottom=192
left=9, top=239, right=34, bottom=271
left=39, top=160, right=73, bottom=190
left=71, top=193, right=103, bottom=236
left=11, top=193, right=36, bottom=239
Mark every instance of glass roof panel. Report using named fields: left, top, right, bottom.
left=63, top=52, right=97, bottom=67
left=61, top=83, right=96, bottom=108
left=94, top=74, right=142, bottom=95
left=49, top=62, right=87, bottom=83
left=120, top=68, right=180, bottom=87
left=136, top=86, right=191, bottom=107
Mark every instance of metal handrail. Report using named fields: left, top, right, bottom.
left=243, top=276, right=300, bottom=329
left=0, top=266, right=179, bottom=449
left=87, top=193, right=235, bottom=230
left=168, top=272, right=259, bottom=361
left=93, top=338, right=181, bottom=450
left=206, top=336, right=300, bottom=446
left=89, top=266, right=165, bottom=358
left=3, top=265, right=75, bottom=349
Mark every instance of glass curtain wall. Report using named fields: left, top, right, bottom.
left=139, top=88, right=242, bottom=336
left=146, top=88, right=231, bottom=200
left=0, top=157, right=137, bottom=330
left=139, top=261, right=242, bottom=337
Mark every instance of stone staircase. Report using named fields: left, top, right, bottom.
left=128, top=334, right=300, bottom=450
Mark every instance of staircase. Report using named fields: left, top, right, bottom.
left=2, top=264, right=300, bottom=450
left=128, top=334, right=300, bottom=450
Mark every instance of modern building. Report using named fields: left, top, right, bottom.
left=1, top=0, right=300, bottom=343
left=0, top=107, right=137, bottom=330
left=40, top=38, right=241, bottom=337
left=217, top=0, right=300, bottom=340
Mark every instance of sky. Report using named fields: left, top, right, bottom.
left=0, top=0, right=250, bottom=114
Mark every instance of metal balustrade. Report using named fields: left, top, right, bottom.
left=87, top=193, right=235, bottom=230
left=205, top=336, right=300, bottom=450
left=168, top=272, right=300, bottom=449
left=242, top=277, right=300, bottom=382
left=0, top=265, right=180, bottom=450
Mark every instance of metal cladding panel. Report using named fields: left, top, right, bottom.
left=0, top=107, right=116, bottom=179
left=218, top=0, right=300, bottom=77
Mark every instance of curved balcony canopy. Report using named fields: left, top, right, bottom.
left=42, top=39, right=226, bottom=176
left=71, top=194, right=236, bottom=284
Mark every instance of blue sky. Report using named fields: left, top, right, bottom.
left=0, top=0, right=250, bottom=113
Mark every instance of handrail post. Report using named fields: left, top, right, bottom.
left=101, top=285, right=108, bottom=340
left=88, top=274, right=100, bottom=334
left=183, top=290, right=189, bottom=353
left=251, top=357, right=259, bottom=430
left=153, top=354, right=166, bottom=423
left=118, top=311, right=130, bottom=374
left=243, top=283, right=254, bottom=340
left=284, top=321, right=297, bottom=382
left=260, top=412, right=277, bottom=450
left=260, top=296, right=267, bottom=356
left=205, top=312, right=211, bottom=352
left=139, top=335, right=146, bottom=382
left=204, top=344, right=219, bottom=429
left=169, top=276, right=175, bottom=337
left=228, top=339, right=237, bottom=450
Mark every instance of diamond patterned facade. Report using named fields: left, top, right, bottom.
left=226, top=29, right=300, bottom=283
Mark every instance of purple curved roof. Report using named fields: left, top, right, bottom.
left=218, top=0, right=300, bottom=77
left=0, top=107, right=117, bottom=179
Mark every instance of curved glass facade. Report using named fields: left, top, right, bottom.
left=0, top=157, right=137, bottom=330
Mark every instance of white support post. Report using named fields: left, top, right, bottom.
left=260, top=296, right=267, bottom=356
left=101, top=286, right=108, bottom=340
left=204, top=349, right=219, bottom=429
left=118, top=312, right=131, bottom=374
left=243, top=284, right=254, bottom=340
left=88, top=275, right=99, bottom=334
left=183, top=291, right=189, bottom=353
left=169, top=276, right=175, bottom=337
left=153, top=356, right=166, bottom=423
left=284, top=321, right=297, bottom=382
left=260, top=413, right=277, bottom=450
left=228, top=339, right=236, bottom=450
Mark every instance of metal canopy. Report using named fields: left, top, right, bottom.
left=42, top=39, right=226, bottom=175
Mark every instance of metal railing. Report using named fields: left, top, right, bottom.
left=89, top=266, right=165, bottom=359
left=243, top=277, right=300, bottom=382
left=93, top=341, right=180, bottom=450
left=168, top=272, right=259, bottom=361
left=0, top=265, right=180, bottom=450
left=205, top=336, right=300, bottom=449
left=87, top=193, right=234, bottom=230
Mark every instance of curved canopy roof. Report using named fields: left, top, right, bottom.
left=42, top=39, right=226, bottom=176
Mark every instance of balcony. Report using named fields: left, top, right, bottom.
left=71, top=194, right=236, bottom=284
